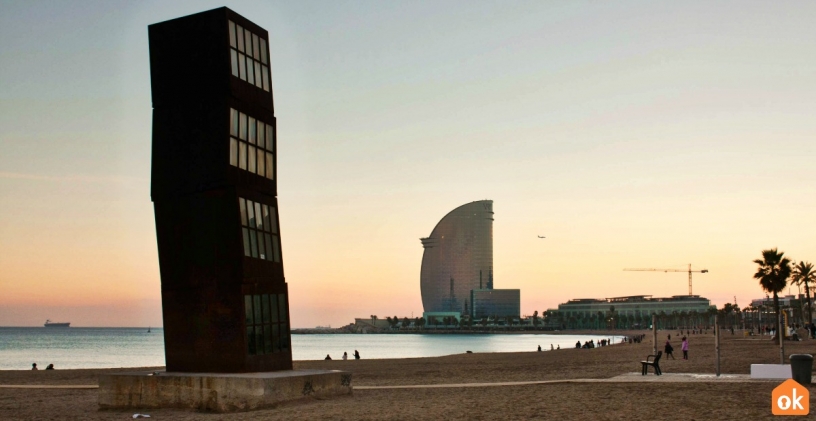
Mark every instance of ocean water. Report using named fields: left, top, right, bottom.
left=0, top=327, right=623, bottom=370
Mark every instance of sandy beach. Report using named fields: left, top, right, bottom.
left=2, top=330, right=814, bottom=420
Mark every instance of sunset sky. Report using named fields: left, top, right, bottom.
left=1, top=0, right=815, bottom=328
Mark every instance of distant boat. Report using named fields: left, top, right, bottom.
left=44, top=319, right=70, bottom=328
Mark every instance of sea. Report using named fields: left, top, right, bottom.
left=0, top=327, right=623, bottom=370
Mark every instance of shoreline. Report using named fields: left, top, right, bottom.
left=0, top=332, right=808, bottom=420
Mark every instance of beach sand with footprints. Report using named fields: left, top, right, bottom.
left=1, top=329, right=814, bottom=420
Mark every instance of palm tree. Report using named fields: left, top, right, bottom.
left=792, top=261, right=816, bottom=328
left=754, top=248, right=792, bottom=345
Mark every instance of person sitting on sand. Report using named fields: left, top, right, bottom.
left=557, top=345, right=560, bottom=349
left=45, top=364, right=54, bottom=370
left=664, top=337, right=675, bottom=359
left=354, top=350, right=360, bottom=360
left=575, top=341, right=581, bottom=349
left=537, top=345, right=542, bottom=352
left=31, top=363, right=38, bottom=370
left=342, top=352, right=348, bottom=360
left=325, top=354, right=332, bottom=360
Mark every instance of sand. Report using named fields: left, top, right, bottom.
left=1, top=330, right=814, bottom=420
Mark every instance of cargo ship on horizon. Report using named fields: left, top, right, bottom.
left=44, top=320, right=70, bottom=328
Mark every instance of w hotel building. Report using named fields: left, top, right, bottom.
left=149, top=7, right=290, bottom=372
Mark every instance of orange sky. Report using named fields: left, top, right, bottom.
left=1, top=1, right=815, bottom=327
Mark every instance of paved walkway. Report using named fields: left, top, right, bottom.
left=0, top=373, right=773, bottom=390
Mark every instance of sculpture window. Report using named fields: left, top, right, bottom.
left=239, top=197, right=281, bottom=262
left=229, top=20, right=270, bottom=91
left=230, top=108, right=274, bottom=180
left=244, top=293, right=290, bottom=355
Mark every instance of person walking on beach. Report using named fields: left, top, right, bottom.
left=342, top=352, right=348, bottom=360
left=354, top=350, right=360, bottom=360
left=31, top=363, right=38, bottom=370
left=681, top=337, right=689, bottom=360
left=664, top=337, right=675, bottom=359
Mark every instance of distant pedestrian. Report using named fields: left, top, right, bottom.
left=681, top=337, right=688, bottom=360
left=342, top=352, right=348, bottom=360
left=31, top=363, right=38, bottom=370
left=664, top=337, right=675, bottom=359
left=550, top=344, right=554, bottom=351
left=45, top=364, right=54, bottom=370
left=324, top=354, right=332, bottom=360
left=557, top=345, right=560, bottom=349
left=537, top=345, right=542, bottom=352
left=354, top=350, right=360, bottom=360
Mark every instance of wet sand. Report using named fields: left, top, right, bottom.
left=1, top=330, right=814, bottom=420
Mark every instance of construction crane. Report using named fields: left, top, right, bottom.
left=623, top=264, right=709, bottom=296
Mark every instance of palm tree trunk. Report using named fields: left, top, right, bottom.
left=806, top=281, right=813, bottom=338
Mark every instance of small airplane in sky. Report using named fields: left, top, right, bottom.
left=537, top=235, right=546, bottom=238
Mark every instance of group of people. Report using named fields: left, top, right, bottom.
left=31, top=363, right=54, bottom=370
left=325, top=350, right=361, bottom=361
left=664, top=334, right=689, bottom=360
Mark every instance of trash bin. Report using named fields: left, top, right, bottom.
left=790, top=354, right=813, bottom=385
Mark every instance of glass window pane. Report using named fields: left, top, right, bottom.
left=246, top=56, right=255, bottom=85
left=242, top=228, right=251, bottom=257
left=247, top=326, right=256, bottom=355
left=256, top=230, right=266, bottom=260
left=268, top=207, right=277, bottom=233
left=256, top=325, right=266, bottom=354
left=238, top=53, right=246, bottom=80
left=266, top=125, right=274, bottom=151
left=230, top=108, right=239, bottom=137
left=256, top=148, right=265, bottom=177
left=254, top=295, right=262, bottom=328
left=239, top=198, right=248, bottom=226
left=250, top=230, right=258, bottom=258
left=248, top=117, right=256, bottom=145
left=262, top=204, right=271, bottom=232
left=262, top=295, right=271, bottom=324
left=278, top=294, right=287, bottom=322
left=254, top=62, right=262, bottom=88
left=229, top=21, right=237, bottom=48
left=238, top=141, right=247, bottom=170
left=264, top=234, right=273, bottom=262
left=279, top=325, right=289, bottom=351
left=269, top=294, right=279, bottom=323
left=244, top=295, right=253, bottom=325
left=248, top=145, right=256, bottom=173
left=273, top=235, right=281, bottom=262
left=247, top=199, right=256, bottom=228
left=231, top=49, right=239, bottom=77
left=254, top=202, right=263, bottom=231
left=260, top=38, right=267, bottom=64
left=236, top=25, right=244, bottom=52
left=252, top=34, right=259, bottom=59
left=257, top=123, right=265, bottom=151
left=263, top=324, right=273, bottom=354
left=272, top=324, right=280, bottom=352
left=265, top=152, right=274, bottom=181
left=244, top=28, right=252, bottom=54
left=239, top=112, right=247, bottom=140
left=229, top=138, right=238, bottom=167
left=262, top=66, right=269, bottom=92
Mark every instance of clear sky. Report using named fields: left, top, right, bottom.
left=1, top=0, right=815, bottom=327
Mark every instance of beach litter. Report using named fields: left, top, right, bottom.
left=132, top=414, right=151, bottom=419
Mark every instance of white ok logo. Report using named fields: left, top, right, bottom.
left=777, top=387, right=805, bottom=410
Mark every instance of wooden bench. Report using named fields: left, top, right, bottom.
left=641, top=351, right=662, bottom=375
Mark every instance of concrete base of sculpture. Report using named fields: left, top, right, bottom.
left=98, top=369, right=352, bottom=412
